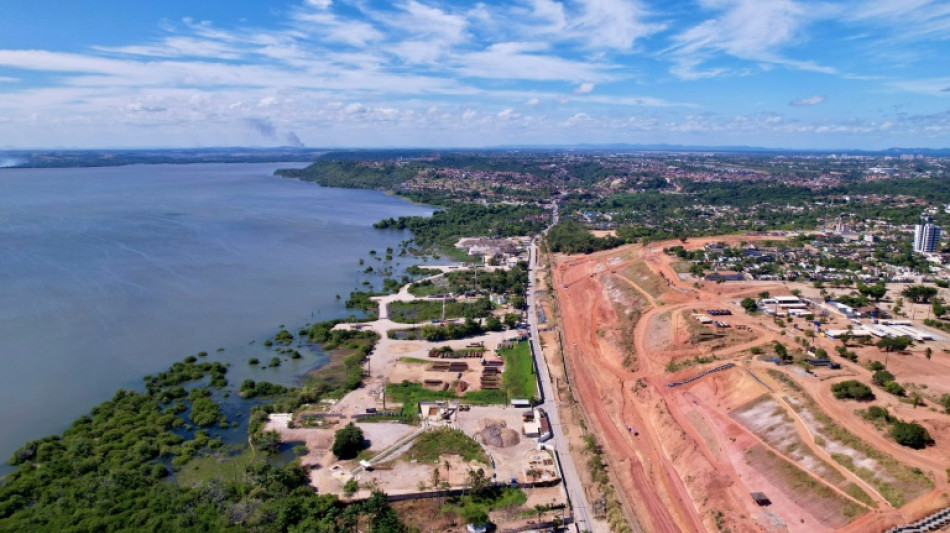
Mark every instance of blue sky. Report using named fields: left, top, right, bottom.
left=0, top=0, right=948, bottom=149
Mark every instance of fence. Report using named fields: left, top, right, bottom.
left=886, top=506, right=950, bottom=533
left=666, top=363, right=736, bottom=388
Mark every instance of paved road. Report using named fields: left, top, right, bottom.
left=526, top=236, right=602, bottom=533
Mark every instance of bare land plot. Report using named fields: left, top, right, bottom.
left=744, top=444, right=867, bottom=529
left=623, top=260, right=667, bottom=300
left=768, top=370, right=933, bottom=508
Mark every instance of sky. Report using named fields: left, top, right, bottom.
left=0, top=0, right=948, bottom=150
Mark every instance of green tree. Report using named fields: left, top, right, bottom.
left=877, top=335, right=913, bottom=352
left=774, top=341, right=789, bottom=362
left=901, top=285, right=938, bottom=303
left=741, top=297, right=758, bottom=314
left=883, top=381, right=906, bottom=396
left=465, top=467, right=491, bottom=495
left=343, top=478, right=360, bottom=498
left=332, top=423, right=366, bottom=459
left=872, top=369, right=895, bottom=386
left=933, top=300, right=947, bottom=318
left=458, top=502, right=490, bottom=527
left=485, top=316, right=503, bottom=331
left=831, top=380, right=875, bottom=401
left=890, top=421, right=933, bottom=449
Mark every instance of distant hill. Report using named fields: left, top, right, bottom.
left=3, top=144, right=949, bottom=169
left=0, top=147, right=325, bottom=168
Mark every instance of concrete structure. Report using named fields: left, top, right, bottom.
left=914, top=221, right=941, bottom=253
left=760, top=296, right=808, bottom=310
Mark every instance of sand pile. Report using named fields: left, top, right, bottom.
left=477, top=419, right=520, bottom=448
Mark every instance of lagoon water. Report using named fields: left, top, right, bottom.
left=0, top=163, right=433, bottom=464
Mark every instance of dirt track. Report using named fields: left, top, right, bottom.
left=552, top=236, right=950, bottom=532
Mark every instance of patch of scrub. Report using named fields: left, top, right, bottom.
left=768, top=370, right=933, bottom=508
left=745, top=444, right=867, bottom=529
left=732, top=395, right=875, bottom=507
left=623, top=261, right=667, bottom=299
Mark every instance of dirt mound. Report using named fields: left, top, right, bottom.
left=476, top=419, right=520, bottom=448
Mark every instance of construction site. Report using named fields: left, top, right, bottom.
left=550, top=235, right=950, bottom=533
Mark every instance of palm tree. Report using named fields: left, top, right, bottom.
left=526, top=468, right=543, bottom=483
left=534, top=504, right=547, bottom=522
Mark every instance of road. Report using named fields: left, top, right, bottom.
left=526, top=235, right=602, bottom=533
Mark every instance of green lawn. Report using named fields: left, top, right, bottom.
left=500, top=341, right=537, bottom=400
left=386, top=381, right=458, bottom=417
left=399, top=357, right=432, bottom=364
left=387, top=341, right=536, bottom=413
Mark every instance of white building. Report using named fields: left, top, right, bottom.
left=914, top=222, right=941, bottom=253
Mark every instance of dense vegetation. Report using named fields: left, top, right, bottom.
left=387, top=318, right=486, bottom=342
left=387, top=298, right=492, bottom=324
left=277, top=160, right=419, bottom=189
left=374, top=203, right=545, bottom=250
left=0, top=357, right=407, bottom=532
left=545, top=221, right=622, bottom=254
left=831, top=380, right=875, bottom=401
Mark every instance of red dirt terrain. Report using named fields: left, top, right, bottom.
left=552, top=237, right=950, bottom=533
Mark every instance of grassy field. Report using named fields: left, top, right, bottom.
left=387, top=342, right=535, bottom=413
left=175, top=447, right=259, bottom=487
left=745, top=445, right=866, bottom=527
left=731, top=394, right=876, bottom=507
left=388, top=299, right=491, bottom=323
left=386, top=381, right=458, bottom=417
left=671, top=261, right=693, bottom=274
left=624, top=261, right=667, bottom=299
left=399, top=357, right=432, bottom=364
left=406, top=427, right=488, bottom=464
left=500, top=341, right=537, bottom=400
left=408, top=279, right=449, bottom=297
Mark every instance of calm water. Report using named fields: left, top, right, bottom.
left=0, top=163, right=433, bottom=464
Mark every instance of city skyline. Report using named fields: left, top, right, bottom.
left=0, top=0, right=948, bottom=149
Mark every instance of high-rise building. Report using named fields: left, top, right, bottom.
left=914, top=220, right=941, bottom=253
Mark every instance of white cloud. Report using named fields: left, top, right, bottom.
left=789, top=95, right=826, bottom=106
left=572, top=0, right=663, bottom=50
left=573, top=82, right=595, bottom=94
left=564, top=112, right=590, bottom=126
left=305, top=0, right=332, bottom=9
left=456, top=42, right=615, bottom=81
left=666, top=0, right=835, bottom=78
left=293, top=11, right=384, bottom=47
left=890, top=77, right=950, bottom=96
left=847, top=0, right=950, bottom=42
left=526, top=97, right=540, bottom=105
left=529, top=0, right=567, bottom=31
